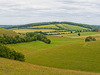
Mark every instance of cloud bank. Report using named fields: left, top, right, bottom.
left=0, top=0, right=100, bottom=25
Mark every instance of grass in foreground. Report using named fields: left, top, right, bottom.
left=0, top=57, right=99, bottom=75
left=25, top=40, right=100, bottom=73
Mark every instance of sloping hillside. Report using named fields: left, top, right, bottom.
left=0, top=27, right=22, bottom=37
left=6, top=22, right=98, bottom=30
left=0, top=57, right=99, bottom=75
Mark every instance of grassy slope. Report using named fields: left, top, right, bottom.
left=0, top=58, right=99, bottom=75
left=0, top=27, right=22, bottom=37
left=7, top=36, right=83, bottom=54
left=6, top=36, right=100, bottom=73
left=25, top=41, right=100, bottom=73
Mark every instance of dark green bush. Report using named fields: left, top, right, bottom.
left=0, top=44, right=25, bottom=61
left=85, top=36, right=96, bottom=42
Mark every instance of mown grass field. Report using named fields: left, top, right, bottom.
left=1, top=58, right=99, bottom=75
left=6, top=35, right=100, bottom=73
left=14, top=29, right=56, bottom=33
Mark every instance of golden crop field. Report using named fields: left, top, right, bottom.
left=28, top=25, right=58, bottom=29
left=14, top=29, right=56, bottom=33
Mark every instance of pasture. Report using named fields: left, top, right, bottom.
left=6, top=35, right=100, bottom=73
left=1, top=57, right=99, bottom=75
left=0, top=27, right=22, bottom=37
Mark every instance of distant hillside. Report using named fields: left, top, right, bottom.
left=0, top=25, right=13, bottom=28
left=6, top=22, right=99, bottom=31
left=0, top=27, right=22, bottom=37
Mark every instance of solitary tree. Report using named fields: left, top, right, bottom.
left=78, top=33, right=80, bottom=36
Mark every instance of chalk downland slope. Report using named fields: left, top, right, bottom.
left=0, top=57, right=99, bottom=75
left=0, top=27, right=22, bottom=37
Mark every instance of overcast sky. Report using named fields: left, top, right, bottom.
left=0, top=0, right=100, bottom=25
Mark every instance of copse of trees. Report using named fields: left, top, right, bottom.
left=26, top=32, right=51, bottom=44
left=0, top=44, right=25, bottom=61
left=85, top=36, right=96, bottom=42
left=0, top=32, right=51, bottom=44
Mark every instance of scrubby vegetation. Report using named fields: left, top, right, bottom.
left=0, top=44, right=25, bottom=61
left=85, top=36, right=96, bottom=42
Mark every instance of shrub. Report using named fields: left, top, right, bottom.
left=0, top=44, right=25, bottom=61
left=85, top=36, right=96, bottom=42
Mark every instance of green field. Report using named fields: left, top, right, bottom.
left=1, top=58, right=99, bottom=75
left=1, top=25, right=100, bottom=74
left=57, top=24, right=89, bottom=31
left=6, top=35, right=100, bottom=73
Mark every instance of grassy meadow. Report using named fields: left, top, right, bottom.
left=1, top=23, right=100, bottom=75
left=0, top=27, right=21, bottom=37
left=1, top=58, right=99, bottom=75
left=6, top=35, right=100, bottom=73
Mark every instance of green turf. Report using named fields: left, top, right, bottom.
left=1, top=57, right=98, bottom=75
left=6, top=36, right=100, bottom=73
left=25, top=41, right=100, bottom=73
left=7, top=36, right=83, bottom=55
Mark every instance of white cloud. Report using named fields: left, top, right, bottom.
left=0, top=0, right=100, bottom=25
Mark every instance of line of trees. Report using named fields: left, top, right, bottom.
left=0, top=44, right=25, bottom=61
left=0, top=32, right=51, bottom=44
left=26, top=32, right=51, bottom=44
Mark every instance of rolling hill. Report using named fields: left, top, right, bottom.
left=0, top=27, right=22, bottom=37
left=6, top=22, right=99, bottom=29
left=6, top=35, right=100, bottom=73
left=6, top=22, right=100, bottom=33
